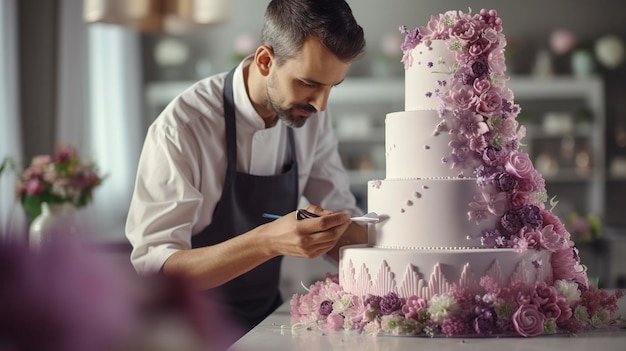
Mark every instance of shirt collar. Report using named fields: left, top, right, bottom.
left=232, top=55, right=270, bottom=130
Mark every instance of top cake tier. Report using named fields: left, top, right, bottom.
left=404, top=40, right=455, bottom=111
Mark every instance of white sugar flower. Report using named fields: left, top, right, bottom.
left=554, top=279, right=581, bottom=304
left=427, top=294, right=460, bottom=323
left=332, top=294, right=353, bottom=314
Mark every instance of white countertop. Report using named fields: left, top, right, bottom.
left=228, top=290, right=626, bottom=351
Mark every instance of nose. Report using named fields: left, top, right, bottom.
left=308, top=86, right=332, bottom=112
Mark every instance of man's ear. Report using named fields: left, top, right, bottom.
left=254, top=45, right=274, bottom=77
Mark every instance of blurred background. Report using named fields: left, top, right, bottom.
left=2, top=0, right=626, bottom=298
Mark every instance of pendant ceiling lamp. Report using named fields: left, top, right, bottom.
left=83, top=0, right=231, bottom=33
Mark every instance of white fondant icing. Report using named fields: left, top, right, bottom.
left=367, top=178, right=497, bottom=248
left=405, top=40, right=455, bottom=111
left=385, top=110, right=463, bottom=179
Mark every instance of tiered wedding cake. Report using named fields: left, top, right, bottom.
left=291, top=9, right=623, bottom=337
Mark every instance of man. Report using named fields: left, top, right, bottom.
left=126, top=0, right=367, bottom=339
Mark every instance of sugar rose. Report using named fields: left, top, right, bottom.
left=505, top=152, right=534, bottom=179
left=512, top=304, right=545, bottom=337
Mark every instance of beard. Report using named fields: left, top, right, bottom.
left=266, top=80, right=317, bottom=128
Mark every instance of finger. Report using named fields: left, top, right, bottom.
left=301, top=240, right=339, bottom=258
left=300, top=212, right=350, bottom=233
left=304, top=204, right=333, bottom=217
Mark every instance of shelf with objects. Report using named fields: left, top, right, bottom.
left=327, top=75, right=606, bottom=220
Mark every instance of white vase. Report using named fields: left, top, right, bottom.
left=29, top=202, right=81, bottom=249
left=571, top=50, right=595, bottom=77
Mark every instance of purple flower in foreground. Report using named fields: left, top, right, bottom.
left=473, top=306, right=496, bottom=336
left=319, top=300, right=333, bottom=318
left=519, top=204, right=543, bottom=229
left=380, top=292, right=403, bottom=315
left=500, top=209, right=524, bottom=235
left=364, top=294, right=382, bottom=310
left=481, top=228, right=505, bottom=247
left=441, top=317, right=470, bottom=336
left=495, top=172, right=518, bottom=193
left=400, top=26, right=421, bottom=52
left=470, top=56, right=489, bottom=78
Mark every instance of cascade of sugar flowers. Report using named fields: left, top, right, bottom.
left=400, top=8, right=587, bottom=288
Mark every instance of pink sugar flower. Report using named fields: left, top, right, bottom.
left=512, top=304, right=545, bottom=337
left=541, top=302, right=562, bottom=321
left=551, top=248, right=577, bottom=282
left=505, top=152, right=534, bottom=180
left=448, top=83, right=476, bottom=109
left=468, top=37, right=492, bottom=56
left=450, top=17, right=479, bottom=42
left=479, top=275, right=501, bottom=294
left=533, top=282, right=558, bottom=306
left=326, top=313, right=345, bottom=331
left=458, top=110, right=489, bottom=137
left=540, top=224, right=568, bottom=252
left=475, top=89, right=502, bottom=116
left=402, top=295, right=428, bottom=320
left=473, top=77, right=491, bottom=95
left=521, top=228, right=541, bottom=250
left=555, top=297, right=572, bottom=323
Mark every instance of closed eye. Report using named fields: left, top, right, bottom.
left=299, top=80, right=317, bottom=87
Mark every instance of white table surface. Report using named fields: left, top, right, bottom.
left=228, top=290, right=626, bottom=351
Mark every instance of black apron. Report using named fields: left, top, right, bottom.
left=191, top=68, right=299, bottom=335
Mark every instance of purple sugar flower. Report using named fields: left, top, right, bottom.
left=319, top=300, right=333, bottom=318
left=470, top=56, right=489, bottom=78
left=495, top=172, right=518, bottom=193
left=482, top=146, right=504, bottom=167
left=441, top=317, right=470, bottom=336
left=379, top=292, right=403, bottom=315
left=495, top=317, right=511, bottom=333
left=481, top=228, right=502, bottom=247
left=474, top=164, right=499, bottom=181
left=468, top=37, right=492, bottom=57
left=473, top=306, right=496, bottom=336
left=501, top=99, right=521, bottom=118
left=500, top=209, right=523, bottom=235
left=519, top=204, right=543, bottom=229
left=455, top=66, right=476, bottom=85
left=400, top=26, right=421, bottom=52
left=364, top=294, right=382, bottom=310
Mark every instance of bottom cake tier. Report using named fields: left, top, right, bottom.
left=339, top=244, right=553, bottom=299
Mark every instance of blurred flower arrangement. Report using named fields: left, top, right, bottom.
left=565, top=213, right=602, bottom=243
left=14, top=145, right=104, bottom=222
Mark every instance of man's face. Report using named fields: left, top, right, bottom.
left=265, top=37, right=350, bottom=128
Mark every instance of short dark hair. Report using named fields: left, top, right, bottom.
left=261, top=0, right=366, bottom=65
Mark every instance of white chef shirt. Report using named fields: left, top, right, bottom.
left=125, top=57, right=361, bottom=275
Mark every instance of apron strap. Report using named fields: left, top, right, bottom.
left=223, top=67, right=296, bottom=171
left=223, top=68, right=237, bottom=175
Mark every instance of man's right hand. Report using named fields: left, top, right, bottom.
left=258, top=205, right=352, bottom=259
